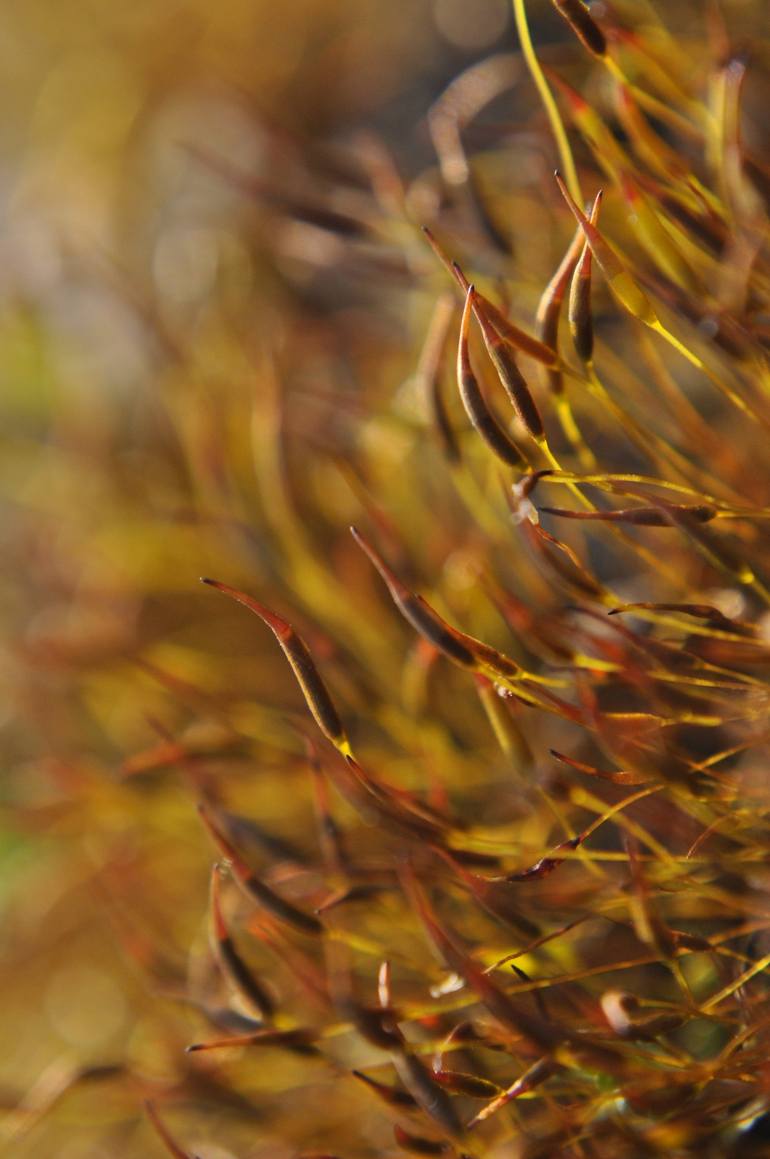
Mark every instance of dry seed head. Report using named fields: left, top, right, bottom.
left=552, top=0, right=607, bottom=58
left=568, top=189, right=602, bottom=363
left=456, top=286, right=525, bottom=467
left=470, top=290, right=545, bottom=440
left=200, top=578, right=350, bottom=752
left=555, top=172, right=658, bottom=324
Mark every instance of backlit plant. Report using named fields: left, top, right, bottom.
left=6, top=1, right=770, bottom=1156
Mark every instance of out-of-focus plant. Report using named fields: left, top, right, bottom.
left=4, top=0, right=770, bottom=1156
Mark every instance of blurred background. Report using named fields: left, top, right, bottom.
left=2, top=1, right=770, bottom=1156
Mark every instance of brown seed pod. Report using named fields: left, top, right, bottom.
left=457, top=285, right=525, bottom=467
left=200, top=578, right=349, bottom=752
left=471, top=291, right=545, bottom=440
left=186, top=1026, right=318, bottom=1054
left=393, top=1125, right=450, bottom=1155
left=422, top=226, right=558, bottom=366
left=417, top=292, right=460, bottom=462
left=432, top=1069, right=500, bottom=1098
left=199, top=805, right=323, bottom=937
left=539, top=502, right=717, bottom=526
left=209, top=864, right=276, bottom=1020
left=352, top=1070, right=417, bottom=1110
left=568, top=190, right=602, bottom=363
left=350, top=526, right=477, bottom=667
left=552, top=0, right=607, bottom=58
left=536, top=224, right=584, bottom=394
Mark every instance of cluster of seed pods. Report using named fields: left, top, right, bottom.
left=127, top=2, right=770, bottom=1156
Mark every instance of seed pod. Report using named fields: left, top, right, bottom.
left=660, top=506, right=755, bottom=584
left=341, top=997, right=404, bottom=1050
left=350, top=527, right=476, bottom=667
left=569, top=190, right=602, bottom=363
left=186, top=1027, right=318, bottom=1054
left=552, top=0, right=606, bottom=58
left=466, top=1058, right=555, bottom=1129
left=391, top=1051, right=464, bottom=1137
left=422, top=227, right=558, bottom=366
left=555, top=173, right=658, bottom=325
left=548, top=70, right=628, bottom=185
left=536, top=225, right=584, bottom=394
left=393, top=1125, right=449, bottom=1156
left=457, top=286, right=525, bottom=467
left=417, top=293, right=460, bottom=462
left=539, top=502, right=717, bottom=526
left=471, top=291, right=545, bottom=440
left=550, top=749, right=651, bottom=786
left=615, top=84, right=687, bottom=182
left=600, top=990, right=683, bottom=1041
left=524, top=521, right=605, bottom=600
left=209, top=865, right=276, bottom=1020
left=200, top=578, right=349, bottom=753
left=619, top=173, right=696, bottom=291
left=477, top=294, right=559, bottom=366
left=199, top=805, right=323, bottom=937
left=500, top=833, right=584, bottom=882
left=607, top=601, right=754, bottom=635
left=351, top=526, right=521, bottom=682
left=432, top=1069, right=500, bottom=1098
left=352, top=1070, right=417, bottom=1110
left=403, top=866, right=566, bottom=1053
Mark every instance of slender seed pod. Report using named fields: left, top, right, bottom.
left=432, top=1069, right=501, bottom=1098
left=476, top=294, right=560, bottom=366
left=619, top=173, right=697, bottom=291
left=536, top=224, right=584, bottom=394
left=350, top=526, right=521, bottom=681
left=555, top=173, right=659, bottom=325
left=352, top=1070, right=417, bottom=1110
left=421, top=227, right=558, bottom=366
left=333, top=986, right=403, bottom=1048
left=466, top=1058, right=555, bottom=1129
left=199, top=805, right=323, bottom=937
left=662, top=505, right=755, bottom=584
left=392, top=1125, right=449, bottom=1156
left=350, top=526, right=477, bottom=667
left=540, top=503, right=717, bottom=525
left=615, top=83, right=687, bottom=182
left=390, top=1051, right=464, bottom=1138
left=607, top=602, right=754, bottom=635
left=402, top=867, right=570, bottom=1053
left=417, top=293, right=460, bottom=462
left=186, top=1027, right=318, bottom=1054
left=552, top=0, right=607, bottom=58
left=457, top=286, right=525, bottom=467
left=551, top=749, right=651, bottom=786
left=200, top=578, right=349, bottom=753
left=569, top=190, right=602, bottom=364
left=471, top=291, right=545, bottom=440
left=209, top=865, right=276, bottom=1020
left=548, top=71, right=628, bottom=184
